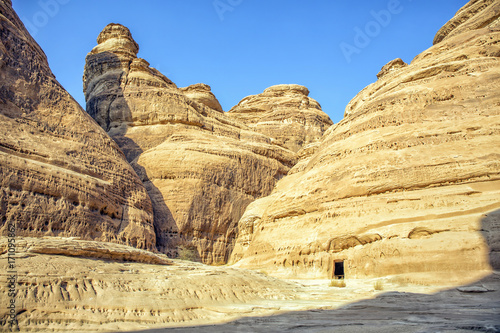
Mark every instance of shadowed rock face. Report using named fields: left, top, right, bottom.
left=230, top=0, right=500, bottom=282
left=228, top=84, right=333, bottom=153
left=83, top=24, right=331, bottom=263
left=0, top=1, right=155, bottom=249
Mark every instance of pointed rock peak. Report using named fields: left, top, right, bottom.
left=377, top=58, right=408, bottom=79
left=263, top=84, right=310, bottom=97
left=92, top=23, right=139, bottom=57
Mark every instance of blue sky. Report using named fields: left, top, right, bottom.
left=13, top=0, right=467, bottom=123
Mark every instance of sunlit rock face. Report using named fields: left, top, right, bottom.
left=230, top=0, right=500, bottom=283
left=0, top=1, right=155, bottom=249
left=228, top=84, right=333, bottom=153
left=180, top=83, right=224, bottom=112
left=83, top=23, right=332, bottom=263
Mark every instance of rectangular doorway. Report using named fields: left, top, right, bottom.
left=334, top=260, right=344, bottom=279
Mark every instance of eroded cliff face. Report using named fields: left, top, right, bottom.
left=0, top=1, right=155, bottom=249
left=83, top=24, right=332, bottom=263
left=230, top=0, right=500, bottom=282
left=228, top=84, right=333, bottom=153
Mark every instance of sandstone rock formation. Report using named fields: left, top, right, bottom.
left=83, top=24, right=331, bottom=263
left=230, top=0, right=500, bottom=283
left=228, top=84, right=333, bottom=152
left=433, top=0, right=500, bottom=44
left=376, top=58, right=408, bottom=79
left=2, top=237, right=498, bottom=332
left=0, top=237, right=171, bottom=265
left=0, top=236, right=300, bottom=332
left=180, top=83, right=223, bottom=112
left=0, top=1, right=155, bottom=249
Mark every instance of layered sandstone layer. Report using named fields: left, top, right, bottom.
left=228, top=84, right=333, bottom=152
left=1, top=237, right=498, bottom=332
left=0, top=1, right=155, bottom=249
left=0, top=236, right=300, bottom=332
left=83, top=24, right=331, bottom=263
left=179, top=83, right=223, bottom=112
left=230, top=0, right=500, bottom=282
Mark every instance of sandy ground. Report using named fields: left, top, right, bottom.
left=1, top=238, right=498, bottom=332
left=122, top=273, right=500, bottom=333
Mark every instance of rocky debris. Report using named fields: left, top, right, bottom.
left=230, top=0, right=500, bottom=283
left=0, top=1, right=155, bottom=249
left=84, top=24, right=323, bottom=264
left=376, top=58, right=408, bottom=79
left=180, top=83, right=223, bottom=112
left=228, top=84, right=333, bottom=152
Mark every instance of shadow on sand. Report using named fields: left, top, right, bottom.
left=122, top=210, right=500, bottom=333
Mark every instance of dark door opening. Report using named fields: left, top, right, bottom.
left=334, top=260, right=344, bottom=279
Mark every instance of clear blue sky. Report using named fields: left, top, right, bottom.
left=13, top=0, right=467, bottom=123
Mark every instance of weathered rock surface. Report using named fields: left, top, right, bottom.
left=376, top=58, right=408, bottom=79
left=180, top=83, right=223, bottom=112
left=0, top=237, right=171, bottom=265
left=129, top=274, right=500, bottom=333
left=433, top=0, right=500, bottom=44
left=228, top=84, right=333, bottom=152
left=230, top=0, right=500, bottom=283
left=0, top=236, right=300, bottom=332
left=0, top=1, right=155, bottom=249
left=1, top=237, right=498, bottom=332
left=84, top=24, right=328, bottom=263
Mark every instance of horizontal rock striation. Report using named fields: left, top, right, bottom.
left=0, top=236, right=299, bottom=332
left=228, top=84, right=333, bottom=152
left=84, top=24, right=332, bottom=263
left=0, top=1, right=155, bottom=249
left=230, top=0, right=500, bottom=282
left=0, top=237, right=171, bottom=265
left=180, top=83, right=223, bottom=112
left=433, top=0, right=500, bottom=44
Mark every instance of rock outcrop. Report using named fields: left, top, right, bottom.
left=0, top=237, right=171, bottom=265
left=376, top=58, right=408, bottom=79
left=83, top=24, right=331, bottom=263
left=0, top=236, right=300, bottom=332
left=230, top=0, right=500, bottom=282
left=1, top=238, right=499, bottom=332
left=228, top=84, right=333, bottom=152
left=180, top=83, right=223, bottom=112
left=433, top=0, right=500, bottom=44
left=0, top=1, right=155, bottom=249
